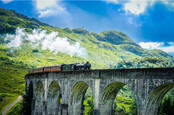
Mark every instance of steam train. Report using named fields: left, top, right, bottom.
left=29, top=62, right=91, bottom=74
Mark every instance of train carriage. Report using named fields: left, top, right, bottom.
left=29, top=62, right=91, bottom=74
left=44, top=65, right=62, bottom=72
left=29, top=67, right=44, bottom=74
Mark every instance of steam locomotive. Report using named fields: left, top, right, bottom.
left=29, top=62, right=91, bottom=74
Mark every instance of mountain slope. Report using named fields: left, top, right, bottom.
left=0, top=8, right=174, bottom=95
left=0, top=8, right=174, bottom=114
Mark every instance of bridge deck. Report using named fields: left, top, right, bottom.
left=26, top=67, right=174, bottom=76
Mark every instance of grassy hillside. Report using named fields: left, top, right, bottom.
left=0, top=93, right=19, bottom=114
left=7, top=98, right=23, bottom=115
left=0, top=8, right=174, bottom=114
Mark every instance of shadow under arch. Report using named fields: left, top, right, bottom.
left=35, top=81, right=44, bottom=115
left=69, top=81, right=94, bottom=115
left=100, top=82, right=137, bottom=115
left=23, top=81, right=33, bottom=115
left=145, top=83, right=174, bottom=115
left=47, top=80, right=62, bottom=115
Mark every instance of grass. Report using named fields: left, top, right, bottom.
left=115, top=95, right=135, bottom=113
left=83, top=99, right=93, bottom=115
left=0, top=8, right=174, bottom=114
left=0, top=93, right=19, bottom=114
left=7, top=98, right=23, bottom=115
left=0, top=55, right=27, bottom=94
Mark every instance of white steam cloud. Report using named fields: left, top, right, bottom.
left=5, top=28, right=87, bottom=57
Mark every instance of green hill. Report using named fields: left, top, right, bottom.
left=0, top=8, right=174, bottom=114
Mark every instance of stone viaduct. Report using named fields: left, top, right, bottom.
left=24, top=68, right=174, bottom=115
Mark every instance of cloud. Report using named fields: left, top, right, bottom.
left=139, top=42, right=174, bottom=53
left=161, top=46, right=174, bottom=53
left=5, top=28, right=88, bottom=58
left=1, top=0, right=13, bottom=3
left=168, top=42, right=174, bottom=45
left=127, top=17, right=142, bottom=27
left=36, top=0, right=57, bottom=10
left=139, top=42, right=164, bottom=50
left=34, top=0, right=66, bottom=18
left=106, top=0, right=174, bottom=15
left=38, top=7, right=65, bottom=18
left=124, top=0, right=149, bottom=15
left=106, top=0, right=119, bottom=4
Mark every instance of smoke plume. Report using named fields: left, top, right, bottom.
left=5, top=28, right=87, bottom=57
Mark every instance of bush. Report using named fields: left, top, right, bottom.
left=32, top=49, right=39, bottom=53
left=72, top=28, right=89, bottom=34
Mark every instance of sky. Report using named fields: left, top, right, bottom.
left=0, top=0, right=174, bottom=56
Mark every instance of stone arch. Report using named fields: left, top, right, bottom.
left=47, top=80, right=62, bottom=115
left=145, top=83, right=174, bottom=115
left=36, top=81, right=44, bottom=97
left=47, top=79, right=61, bottom=90
left=69, top=81, right=94, bottom=115
left=35, top=80, right=45, bottom=115
left=100, top=81, right=137, bottom=115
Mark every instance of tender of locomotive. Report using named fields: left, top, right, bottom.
left=29, top=62, right=91, bottom=74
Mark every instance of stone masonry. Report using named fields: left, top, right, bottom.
left=24, top=68, right=174, bottom=115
